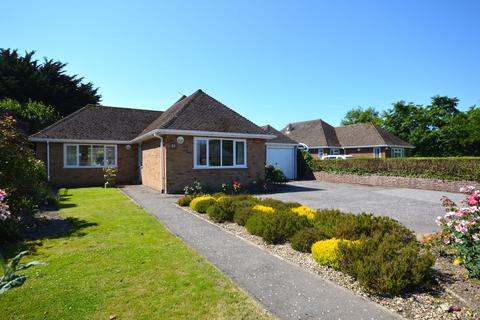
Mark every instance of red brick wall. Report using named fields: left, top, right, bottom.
left=164, top=135, right=266, bottom=193
left=35, top=142, right=139, bottom=187
left=313, top=172, right=477, bottom=193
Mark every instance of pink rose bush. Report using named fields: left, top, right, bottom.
left=437, top=186, right=480, bottom=278
left=0, top=190, right=11, bottom=221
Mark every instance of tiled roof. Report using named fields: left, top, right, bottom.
left=335, top=123, right=413, bottom=147
left=281, top=119, right=340, bottom=147
left=139, top=89, right=267, bottom=136
left=261, top=125, right=298, bottom=144
left=281, top=119, right=413, bottom=148
left=30, top=105, right=162, bottom=141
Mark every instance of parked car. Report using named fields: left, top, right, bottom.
left=320, top=155, right=353, bottom=160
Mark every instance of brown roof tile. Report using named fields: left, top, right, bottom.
left=281, top=119, right=341, bottom=147
left=30, top=105, right=162, bottom=141
left=139, top=89, right=267, bottom=136
left=335, top=123, right=413, bottom=147
left=261, top=125, right=298, bottom=144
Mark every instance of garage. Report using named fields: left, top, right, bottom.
left=266, top=144, right=297, bottom=179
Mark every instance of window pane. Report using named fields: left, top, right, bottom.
left=105, top=146, right=116, bottom=166
left=222, top=140, right=233, bottom=166
left=209, top=140, right=221, bottom=166
left=66, top=145, right=77, bottom=166
left=79, top=145, right=91, bottom=166
left=196, top=140, right=207, bottom=166
left=92, top=145, right=104, bottom=166
left=235, top=141, right=245, bottom=165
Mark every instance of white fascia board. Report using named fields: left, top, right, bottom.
left=132, top=129, right=276, bottom=143
left=342, top=144, right=415, bottom=149
left=29, top=137, right=131, bottom=144
left=266, top=143, right=299, bottom=147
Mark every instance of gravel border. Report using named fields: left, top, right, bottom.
left=178, top=204, right=478, bottom=320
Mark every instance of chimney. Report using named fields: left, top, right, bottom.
left=286, top=123, right=293, bottom=133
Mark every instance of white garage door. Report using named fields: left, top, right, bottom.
left=266, top=146, right=296, bottom=180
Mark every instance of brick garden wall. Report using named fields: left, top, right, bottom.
left=313, top=171, right=478, bottom=193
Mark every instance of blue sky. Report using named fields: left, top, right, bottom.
left=2, top=0, right=479, bottom=128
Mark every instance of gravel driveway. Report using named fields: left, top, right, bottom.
left=259, top=181, right=464, bottom=235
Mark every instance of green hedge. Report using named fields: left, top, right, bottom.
left=310, top=157, right=480, bottom=181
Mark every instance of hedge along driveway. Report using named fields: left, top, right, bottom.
left=0, top=188, right=270, bottom=320
left=122, top=185, right=399, bottom=320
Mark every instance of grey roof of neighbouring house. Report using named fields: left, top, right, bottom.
left=281, top=119, right=341, bottom=147
left=30, top=105, right=163, bottom=141
left=281, top=119, right=413, bottom=148
left=261, top=125, right=298, bottom=144
left=139, top=89, right=267, bottom=136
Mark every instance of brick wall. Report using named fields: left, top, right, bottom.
left=164, top=135, right=266, bottom=193
left=35, top=142, right=139, bottom=187
left=313, top=171, right=478, bottom=193
left=140, top=138, right=163, bottom=191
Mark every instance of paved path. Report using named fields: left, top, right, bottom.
left=259, top=181, right=464, bottom=235
left=122, top=185, right=398, bottom=320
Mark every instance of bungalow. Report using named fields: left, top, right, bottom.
left=281, top=119, right=413, bottom=158
left=29, top=90, right=275, bottom=193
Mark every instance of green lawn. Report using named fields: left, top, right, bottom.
left=0, top=188, right=270, bottom=320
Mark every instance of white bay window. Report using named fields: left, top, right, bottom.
left=64, top=144, right=117, bottom=168
left=194, top=138, right=247, bottom=168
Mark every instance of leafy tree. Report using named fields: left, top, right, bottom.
left=0, top=98, right=60, bottom=133
left=0, top=49, right=101, bottom=117
left=341, top=107, right=382, bottom=126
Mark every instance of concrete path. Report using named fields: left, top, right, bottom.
left=121, top=185, right=399, bottom=320
left=259, top=181, right=464, bottom=235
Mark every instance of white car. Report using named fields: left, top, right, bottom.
left=320, top=155, right=353, bottom=160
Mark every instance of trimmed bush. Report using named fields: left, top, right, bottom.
left=177, top=195, right=193, bottom=207
left=260, top=198, right=301, bottom=211
left=290, top=228, right=328, bottom=252
left=291, top=206, right=316, bottom=220
left=246, top=211, right=310, bottom=244
left=233, top=205, right=255, bottom=226
left=265, top=165, right=288, bottom=183
left=311, top=238, right=356, bottom=270
left=310, top=157, right=480, bottom=182
left=207, top=204, right=230, bottom=223
left=189, top=196, right=216, bottom=213
left=252, top=204, right=275, bottom=213
left=337, top=234, right=435, bottom=296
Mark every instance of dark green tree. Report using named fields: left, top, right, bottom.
left=0, top=49, right=101, bottom=117
left=341, top=107, right=382, bottom=126
left=0, top=98, right=60, bottom=133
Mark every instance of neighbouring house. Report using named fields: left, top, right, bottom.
left=281, top=119, right=413, bottom=158
left=261, top=125, right=299, bottom=180
left=29, top=90, right=275, bottom=193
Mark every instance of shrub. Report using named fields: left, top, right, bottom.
left=177, top=195, right=194, bottom=207
left=260, top=198, right=301, bottom=211
left=189, top=196, right=216, bottom=213
left=233, top=204, right=256, bottom=226
left=0, top=114, right=50, bottom=240
left=311, top=238, right=356, bottom=270
left=265, top=165, right=288, bottom=183
left=252, top=204, right=275, bottom=213
left=337, top=234, right=435, bottom=295
left=437, top=186, right=480, bottom=278
left=290, top=228, right=328, bottom=252
left=183, top=180, right=203, bottom=196
left=207, top=204, right=230, bottom=223
left=309, top=157, right=480, bottom=182
left=246, top=211, right=310, bottom=244
left=291, top=206, right=316, bottom=220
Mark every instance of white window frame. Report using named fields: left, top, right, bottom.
left=193, top=137, right=247, bottom=169
left=318, top=148, right=324, bottom=157
left=64, top=144, right=118, bottom=168
left=391, top=147, right=405, bottom=158
left=373, top=147, right=381, bottom=159
left=330, top=148, right=340, bottom=155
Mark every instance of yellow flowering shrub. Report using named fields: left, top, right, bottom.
left=252, top=204, right=275, bottom=213
left=189, top=196, right=217, bottom=213
left=291, top=206, right=316, bottom=220
left=311, top=238, right=357, bottom=270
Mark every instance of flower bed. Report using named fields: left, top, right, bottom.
left=179, top=193, right=433, bottom=296
left=177, top=194, right=478, bottom=319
